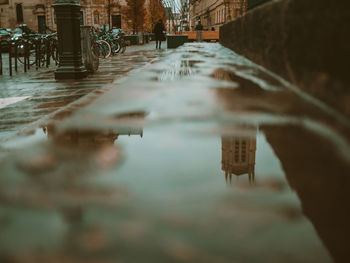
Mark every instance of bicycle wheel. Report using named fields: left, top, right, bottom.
left=107, top=39, right=118, bottom=56
left=17, top=43, right=36, bottom=65
left=113, top=40, right=121, bottom=54
left=96, top=40, right=111, bottom=58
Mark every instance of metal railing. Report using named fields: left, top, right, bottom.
left=0, top=33, right=58, bottom=76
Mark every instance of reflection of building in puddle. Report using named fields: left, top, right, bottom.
left=221, top=134, right=256, bottom=184
left=158, top=60, right=201, bottom=81
left=43, top=112, right=146, bottom=148
left=44, top=125, right=143, bottom=148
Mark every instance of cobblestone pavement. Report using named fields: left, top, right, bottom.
left=0, top=42, right=161, bottom=140
left=0, top=43, right=349, bottom=263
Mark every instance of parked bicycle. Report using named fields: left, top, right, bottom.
left=108, top=28, right=127, bottom=54
left=12, top=31, right=58, bottom=67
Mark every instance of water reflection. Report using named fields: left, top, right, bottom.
left=44, top=125, right=142, bottom=149
left=221, top=133, right=256, bottom=184
left=43, top=112, right=146, bottom=148
left=262, top=125, right=350, bottom=262
left=157, top=60, right=201, bottom=81
left=213, top=63, right=350, bottom=261
left=1, top=43, right=348, bottom=262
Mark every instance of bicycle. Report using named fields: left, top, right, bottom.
left=14, top=33, right=58, bottom=67
left=90, top=28, right=111, bottom=59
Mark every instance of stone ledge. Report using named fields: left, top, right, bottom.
left=220, top=0, right=350, bottom=117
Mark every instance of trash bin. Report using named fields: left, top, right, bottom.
left=167, top=35, right=188, bottom=49
left=124, top=35, right=139, bottom=45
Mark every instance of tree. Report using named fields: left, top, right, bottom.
left=124, top=0, right=146, bottom=34
left=147, top=0, right=167, bottom=32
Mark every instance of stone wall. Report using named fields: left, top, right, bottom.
left=0, top=0, right=46, bottom=31
left=220, top=0, right=350, bottom=116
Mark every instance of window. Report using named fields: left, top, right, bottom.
left=112, top=15, right=121, bottom=28
left=37, top=15, right=46, bottom=33
left=16, top=3, right=23, bottom=23
left=93, top=11, right=99, bottom=24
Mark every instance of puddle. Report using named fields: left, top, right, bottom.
left=0, top=96, right=29, bottom=109
left=0, top=43, right=348, bottom=262
left=154, top=60, right=202, bottom=81
left=1, top=120, right=346, bottom=262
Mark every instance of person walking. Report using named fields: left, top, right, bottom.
left=195, top=21, right=203, bottom=31
left=154, top=19, right=166, bottom=49
left=195, top=21, right=203, bottom=42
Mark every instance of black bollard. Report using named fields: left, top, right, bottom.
left=23, top=41, right=27, bottom=73
left=46, top=40, right=50, bottom=67
left=35, top=40, right=39, bottom=70
left=14, top=43, right=18, bottom=72
left=27, top=41, right=31, bottom=70
left=53, top=0, right=87, bottom=79
left=9, top=45, right=12, bottom=76
left=0, top=42, right=2, bottom=75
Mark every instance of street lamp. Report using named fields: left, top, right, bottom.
left=52, top=0, right=87, bottom=79
left=108, top=0, right=111, bottom=29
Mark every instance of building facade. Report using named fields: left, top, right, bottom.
left=0, top=0, right=128, bottom=33
left=189, top=0, right=247, bottom=31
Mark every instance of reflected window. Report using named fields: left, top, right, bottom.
left=242, top=140, right=247, bottom=162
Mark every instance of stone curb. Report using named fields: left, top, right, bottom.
left=220, top=0, right=350, bottom=117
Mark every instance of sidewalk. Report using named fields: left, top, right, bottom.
left=0, top=42, right=162, bottom=139
left=0, top=42, right=349, bottom=262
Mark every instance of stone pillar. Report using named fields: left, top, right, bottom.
left=53, top=0, right=87, bottom=79
left=85, top=3, right=93, bottom=26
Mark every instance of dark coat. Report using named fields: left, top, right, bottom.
left=195, top=23, right=203, bottom=31
left=154, top=21, right=165, bottom=39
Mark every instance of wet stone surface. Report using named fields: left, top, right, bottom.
left=0, top=43, right=349, bottom=262
left=0, top=43, right=160, bottom=140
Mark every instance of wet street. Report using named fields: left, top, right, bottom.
left=0, top=43, right=349, bottom=262
left=0, top=43, right=158, bottom=139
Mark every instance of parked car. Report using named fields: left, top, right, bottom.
left=18, top=24, right=35, bottom=35
left=10, top=25, right=36, bottom=40
left=0, top=28, right=11, bottom=51
left=110, top=28, right=122, bottom=35
left=11, top=28, right=23, bottom=39
left=0, top=28, right=11, bottom=40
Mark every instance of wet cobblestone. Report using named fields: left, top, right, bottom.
left=0, top=43, right=349, bottom=262
left=0, top=43, right=161, bottom=139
